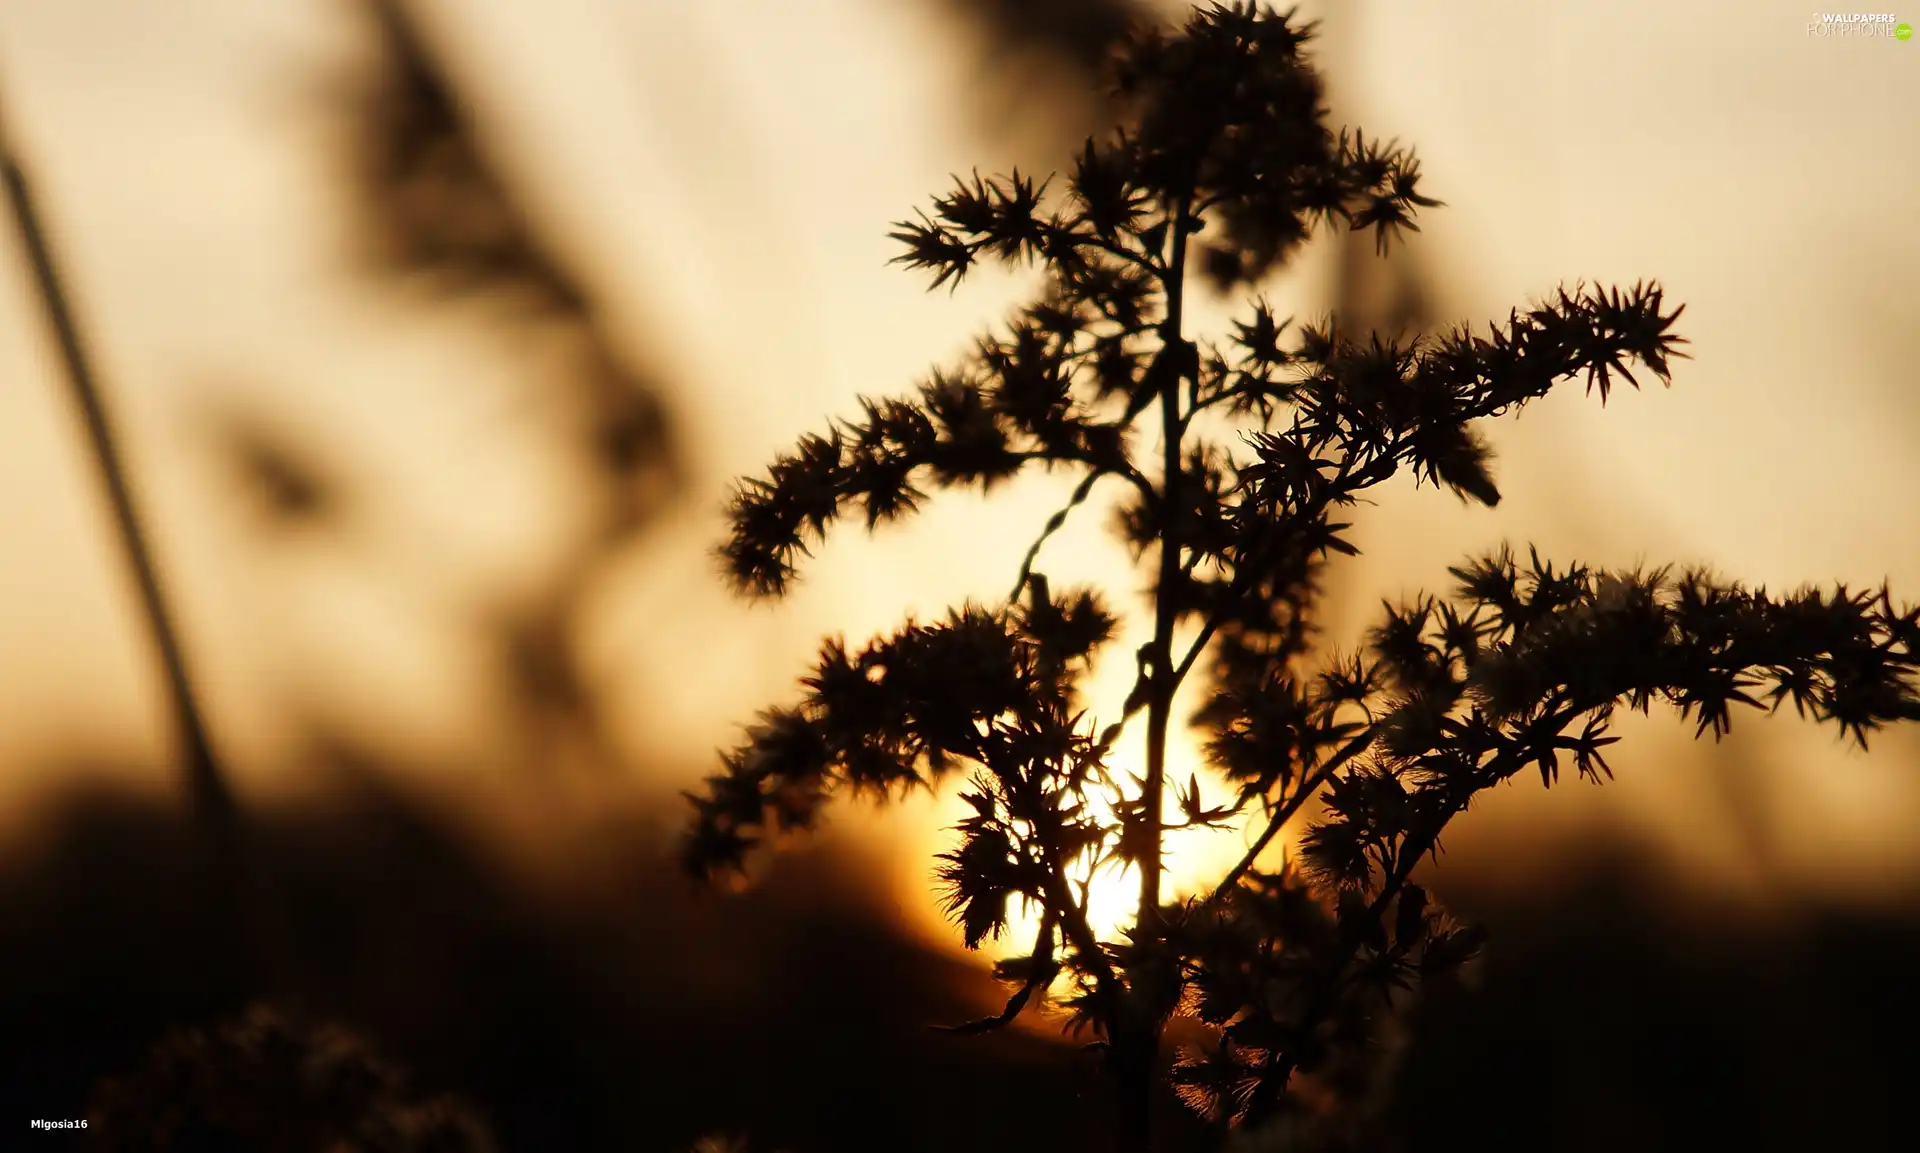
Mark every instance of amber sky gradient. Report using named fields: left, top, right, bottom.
left=1, top=0, right=1917, bottom=952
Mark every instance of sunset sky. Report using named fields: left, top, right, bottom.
left=1, top=0, right=1917, bottom=952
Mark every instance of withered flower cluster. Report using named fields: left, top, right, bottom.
left=684, top=4, right=1919, bottom=1149
left=86, top=1004, right=496, bottom=1153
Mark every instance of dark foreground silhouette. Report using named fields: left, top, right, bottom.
left=3, top=772, right=1913, bottom=1152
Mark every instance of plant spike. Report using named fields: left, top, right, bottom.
left=685, top=6, right=1914, bottom=1152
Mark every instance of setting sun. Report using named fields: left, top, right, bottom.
left=911, top=721, right=1263, bottom=959
left=6, top=1, right=1918, bottom=1151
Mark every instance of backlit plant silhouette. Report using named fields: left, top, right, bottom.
left=684, top=4, right=1920, bottom=1150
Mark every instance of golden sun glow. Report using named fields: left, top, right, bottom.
left=887, top=504, right=1276, bottom=963
left=912, top=724, right=1261, bottom=960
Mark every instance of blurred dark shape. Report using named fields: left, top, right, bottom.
left=930, top=0, right=1160, bottom=156
left=943, top=0, right=1151, bottom=74
left=4, top=69, right=266, bottom=1018
left=1385, top=842, right=1920, bottom=1153
left=1318, top=2, right=1435, bottom=348
left=525, top=319, right=681, bottom=543
left=1330, top=223, right=1432, bottom=343
left=87, top=1004, right=498, bottom=1153
left=341, top=0, right=575, bottom=310
left=195, top=0, right=690, bottom=785
left=330, top=0, right=679, bottom=524
left=198, top=400, right=343, bottom=529
left=5, top=771, right=1913, bottom=1152
left=1, top=775, right=1151, bottom=1153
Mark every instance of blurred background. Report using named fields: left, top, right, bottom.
left=0, top=0, right=1916, bottom=1149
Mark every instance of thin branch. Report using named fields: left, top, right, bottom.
left=1207, top=724, right=1378, bottom=901
left=0, top=82, right=237, bottom=837
left=1059, top=225, right=1165, bottom=281
left=0, top=77, right=290, bottom=1006
left=1011, top=449, right=1156, bottom=509
left=1187, top=375, right=1299, bottom=422
left=931, top=908, right=1058, bottom=1034
left=1137, top=191, right=1195, bottom=926
left=1007, top=468, right=1112, bottom=603
left=1166, top=440, right=1413, bottom=694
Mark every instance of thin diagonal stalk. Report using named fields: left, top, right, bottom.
left=0, top=86, right=240, bottom=856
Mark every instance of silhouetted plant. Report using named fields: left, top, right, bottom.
left=86, top=1004, right=497, bottom=1153
left=683, top=4, right=1920, bottom=1150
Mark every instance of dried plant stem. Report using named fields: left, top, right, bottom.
left=1, top=80, right=254, bottom=981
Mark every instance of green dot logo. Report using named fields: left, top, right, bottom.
left=1897, top=22, right=1914, bottom=39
